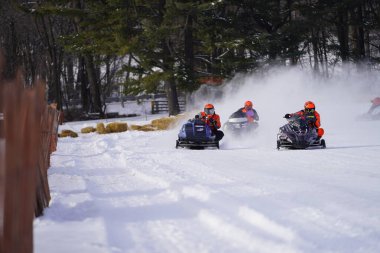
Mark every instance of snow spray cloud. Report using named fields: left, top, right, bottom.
left=189, top=66, right=380, bottom=147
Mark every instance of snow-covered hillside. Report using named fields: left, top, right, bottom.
left=34, top=68, right=380, bottom=253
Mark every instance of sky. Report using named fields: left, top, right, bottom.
left=34, top=66, right=380, bottom=253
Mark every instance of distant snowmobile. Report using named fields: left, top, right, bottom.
left=277, top=115, right=326, bottom=150
left=223, top=110, right=258, bottom=136
left=176, top=116, right=219, bottom=149
left=357, top=97, right=380, bottom=121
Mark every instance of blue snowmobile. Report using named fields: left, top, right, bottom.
left=176, top=115, right=219, bottom=149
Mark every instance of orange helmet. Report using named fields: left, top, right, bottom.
left=304, top=101, right=315, bottom=109
left=204, top=103, right=215, bottom=115
left=244, top=100, right=253, bottom=108
left=371, top=97, right=380, bottom=106
left=304, top=101, right=315, bottom=113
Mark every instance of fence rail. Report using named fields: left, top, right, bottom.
left=0, top=79, right=59, bottom=253
left=151, top=98, right=186, bottom=114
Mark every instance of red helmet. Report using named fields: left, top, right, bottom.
left=371, top=97, right=380, bottom=106
left=304, top=101, right=315, bottom=109
left=204, top=103, right=215, bottom=115
left=304, top=101, right=315, bottom=113
left=244, top=100, right=253, bottom=108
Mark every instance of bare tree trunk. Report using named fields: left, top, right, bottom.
left=311, top=29, right=320, bottom=73
left=163, top=39, right=180, bottom=115
left=122, top=55, right=133, bottom=107
left=159, top=0, right=179, bottom=116
left=165, top=78, right=180, bottom=116
left=78, top=57, right=90, bottom=113
left=84, top=54, right=103, bottom=116
left=336, top=8, right=350, bottom=62
left=38, top=15, right=63, bottom=109
left=350, top=3, right=366, bottom=62
left=321, top=30, right=329, bottom=78
left=61, top=55, right=75, bottom=116
left=184, top=13, right=194, bottom=86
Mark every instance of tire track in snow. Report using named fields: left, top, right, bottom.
left=117, top=148, right=305, bottom=252
left=238, top=206, right=296, bottom=242
left=198, top=209, right=300, bottom=253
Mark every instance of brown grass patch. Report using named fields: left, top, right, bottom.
left=106, top=122, right=128, bottom=133
left=96, top=123, right=108, bottom=134
left=129, top=124, right=156, bottom=131
left=151, top=114, right=187, bottom=130
left=81, top=126, right=96, bottom=134
left=59, top=129, right=78, bottom=138
left=128, top=114, right=189, bottom=132
left=129, top=124, right=143, bottom=131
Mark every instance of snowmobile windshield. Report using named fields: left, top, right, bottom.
left=230, top=110, right=246, bottom=118
left=204, top=108, right=215, bottom=115
left=291, top=117, right=308, bottom=131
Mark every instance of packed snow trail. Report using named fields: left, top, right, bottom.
left=34, top=68, right=380, bottom=252
left=34, top=116, right=380, bottom=253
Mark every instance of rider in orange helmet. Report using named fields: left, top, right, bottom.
left=285, top=101, right=324, bottom=138
left=367, top=97, right=380, bottom=116
left=236, top=100, right=259, bottom=123
left=198, top=103, right=224, bottom=141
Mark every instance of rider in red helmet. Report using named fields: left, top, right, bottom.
left=367, top=97, right=380, bottom=116
left=236, top=100, right=259, bottom=123
left=198, top=103, right=224, bottom=141
left=285, top=101, right=324, bottom=138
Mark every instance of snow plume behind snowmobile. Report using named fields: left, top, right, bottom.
left=176, top=116, right=219, bottom=149
left=357, top=105, right=380, bottom=121
left=277, top=115, right=326, bottom=150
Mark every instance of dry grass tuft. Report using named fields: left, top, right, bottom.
left=128, top=114, right=189, bottom=132
left=129, top=124, right=156, bottom=131
left=96, top=123, right=108, bottom=134
left=81, top=126, right=96, bottom=134
left=129, top=124, right=143, bottom=131
left=59, top=129, right=78, bottom=138
left=139, top=125, right=157, bottom=131
left=106, top=122, right=128, bottom=133
left=151, top=114, right=187, bottom=130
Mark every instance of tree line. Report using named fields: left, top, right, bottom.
left=1, top=0, right=379, bottom=117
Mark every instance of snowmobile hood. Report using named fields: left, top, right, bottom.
left=228, top=117, right=248, bottom=123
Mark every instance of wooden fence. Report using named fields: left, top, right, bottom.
left=0, top=78, right=59, bottom=253
left=151, top=98, right=186, bottom=114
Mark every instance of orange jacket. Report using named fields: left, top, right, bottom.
left=294, top=110, right=321, bottom=128
left=199, top=112, right=221, bottom=130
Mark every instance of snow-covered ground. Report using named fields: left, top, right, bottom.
left=34, top=68, right=380, bottom=253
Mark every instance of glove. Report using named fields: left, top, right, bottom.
left=194, top=114, right=200, bottom=119
left=284, top=114, right=291, bottom=119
